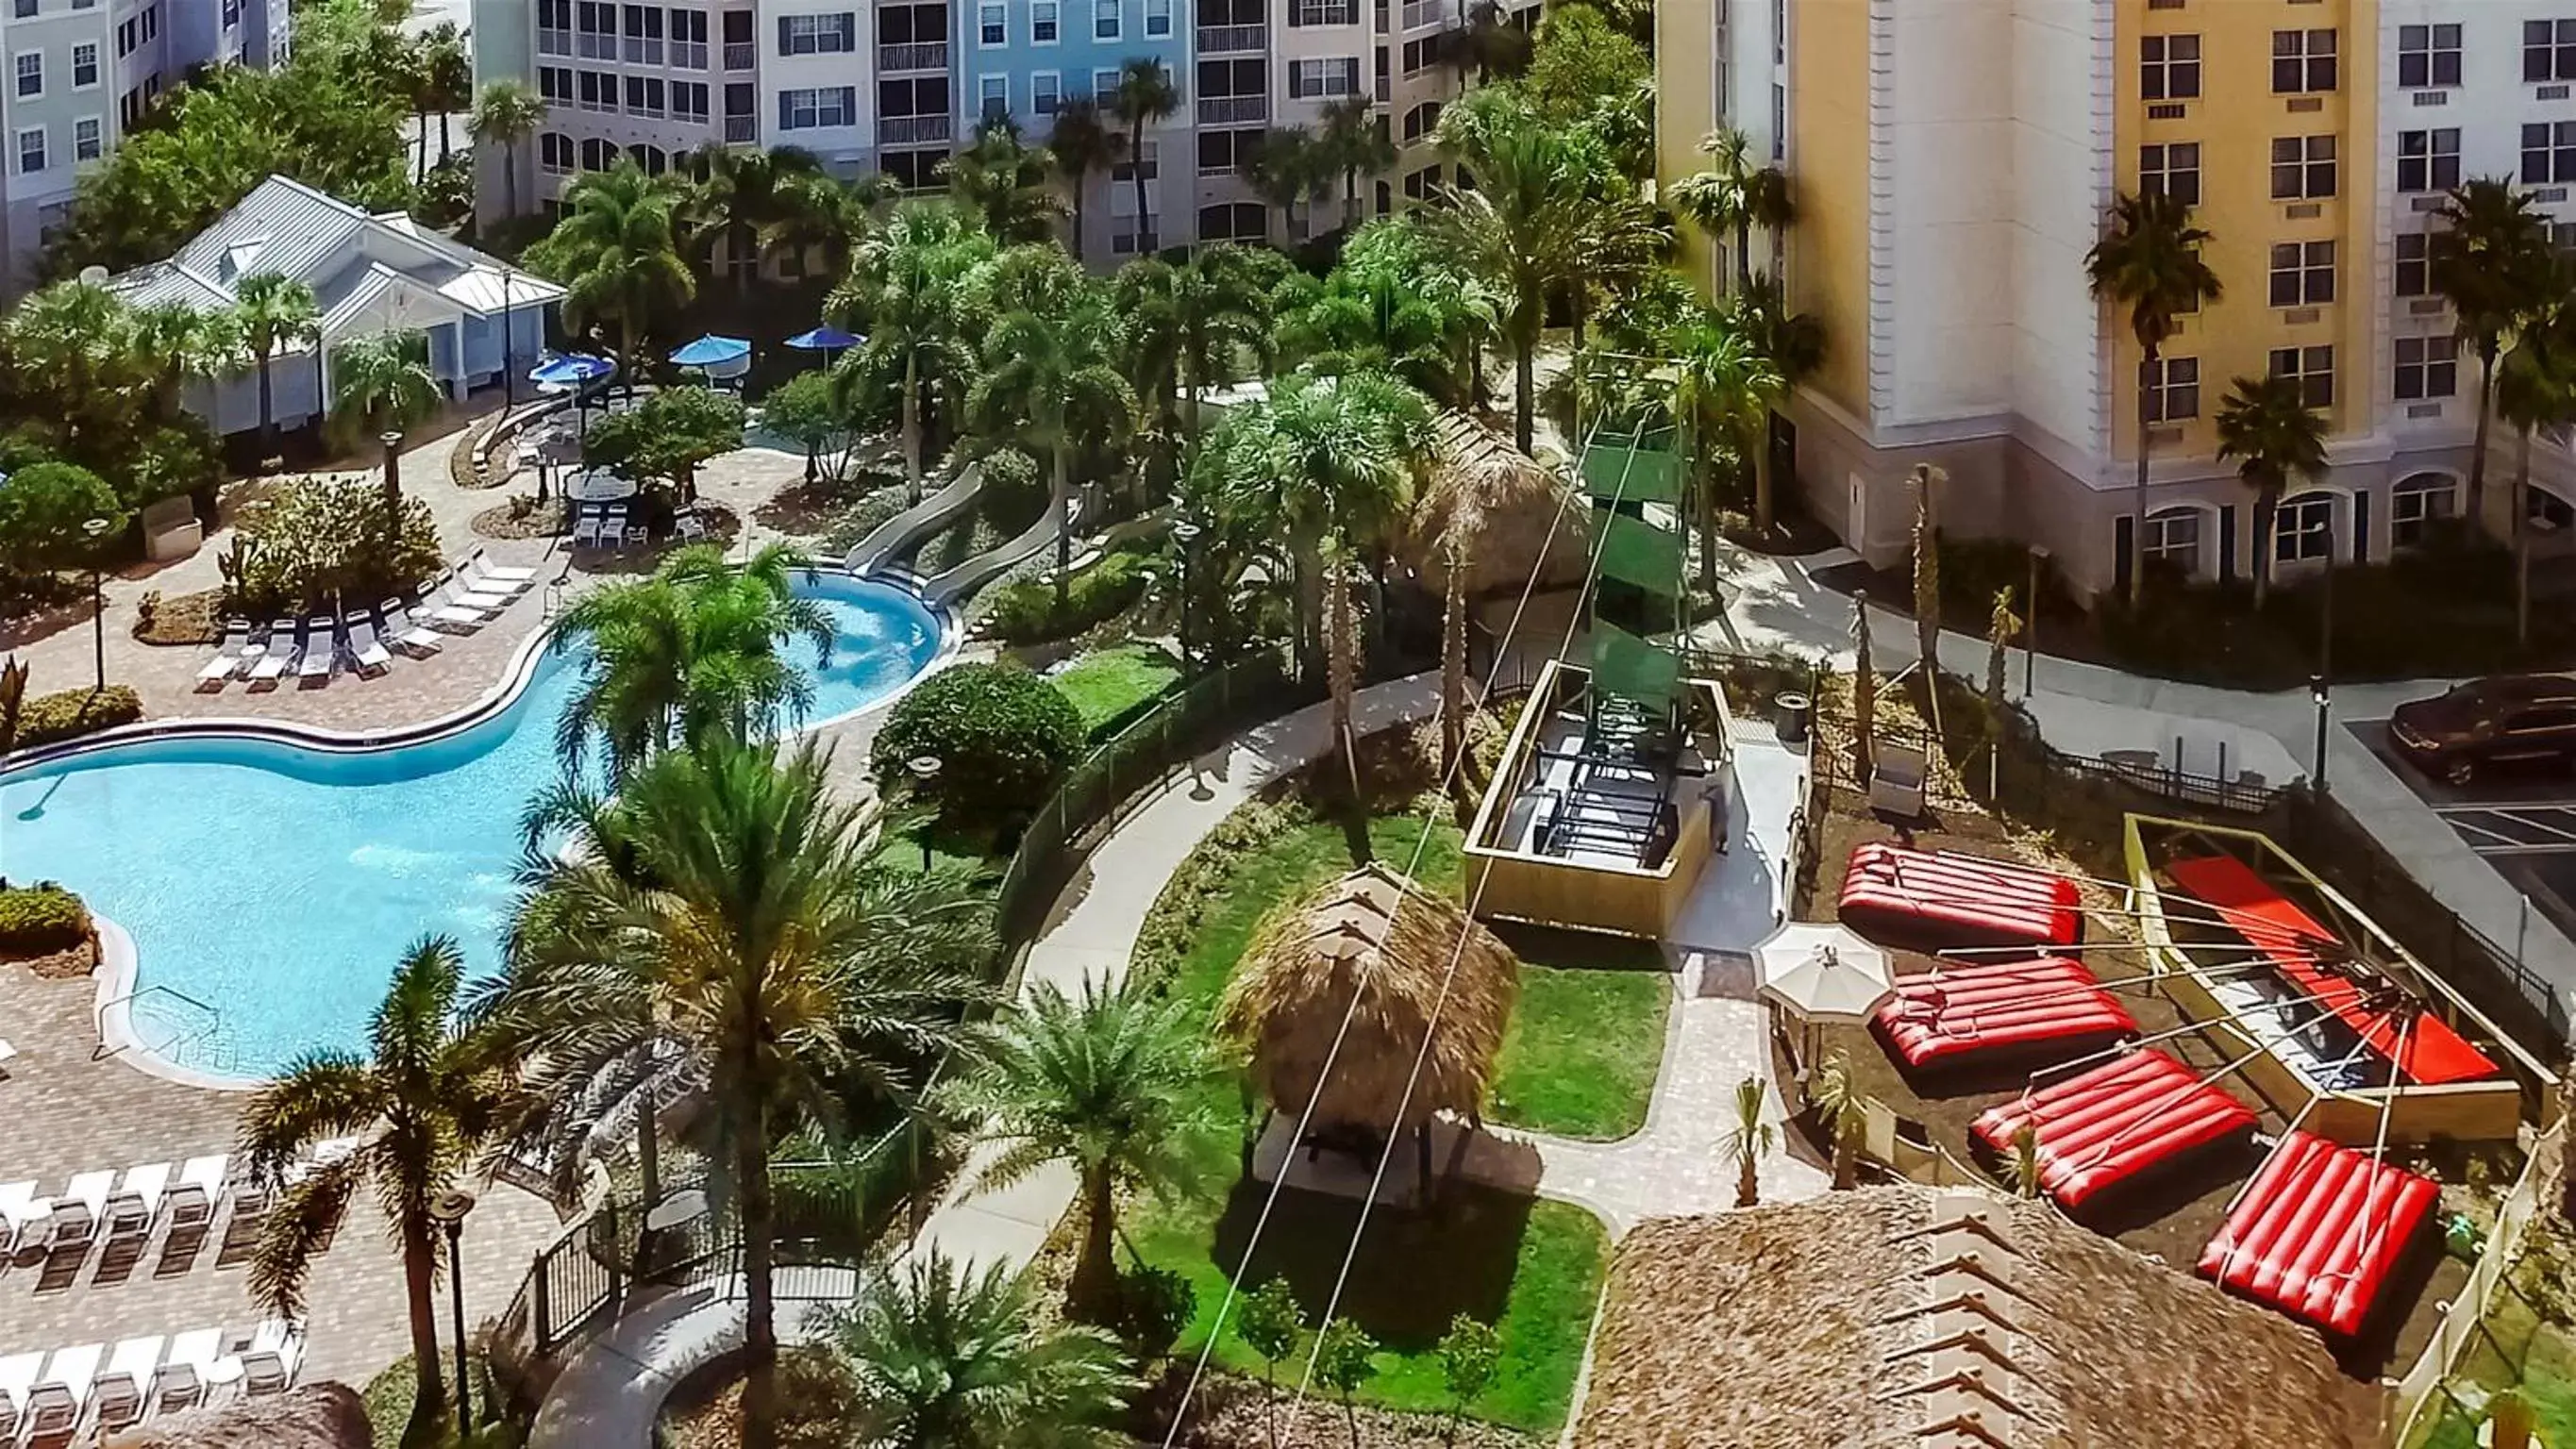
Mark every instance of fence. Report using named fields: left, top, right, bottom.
left=2390, top=1120, right=2568, bottom=1445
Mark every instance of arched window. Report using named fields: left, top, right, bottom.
left=1401, top=162, right=1442, bottom=201
left=2390, top=472, right=2457, bottom=548
left=1401, top=100, right=1442, bottom=144
left=627, top=143, right=669, bottom=175
left=539, top=132, right=574, bottom=175
left=2142, top=506, right=2205, bottom=576
left=578, top=137, right=618, bottom=172
left=2273, top=491, right=2336, bottom=564
left=1196, top=202, right=1266, bottom=243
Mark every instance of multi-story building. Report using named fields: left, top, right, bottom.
left=0, top=0, right=293, bottom=291
left=1658, top=0, right=2576, bottom=601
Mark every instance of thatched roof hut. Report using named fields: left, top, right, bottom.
left=1574, top=1187, right=2385, bottom=1449
left=106, top=1383, right=371, bottom=1449
left=1217, top=863, right=1519, bottom=1137
left=1401, top=413, right=1592, bottom=596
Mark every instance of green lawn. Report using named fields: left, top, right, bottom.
left=1051, top=644, right=1184, bottom=741
left=1487, top=926, right=1671, bottom=1141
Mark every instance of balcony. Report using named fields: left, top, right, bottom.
left=880, top=113, right=953, bottom=144
left=576, top=31, right=616, bottom=59
left=624, top=36, right=664, bottom=64
left=1401, top=0, right=1447, bottom=29
left=537, top=25, right=571, bottom=56
left=672, top=40, right=708, bottom=68
left=725, top=114, right=757, bottom=142
left=1197, top=94, right=1267, bottom=124
left=878, top=40, right=947, bottom=72
left=1196, top=22, right=1265, bottom=53
left=725, top=41, right=756, bottom=69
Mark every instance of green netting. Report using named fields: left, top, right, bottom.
left=1591, top=621, right=1680, bottom=712
left=1597, top=508, right=1684, bottom=597
left=1578, top=436, right=1686, bottom=505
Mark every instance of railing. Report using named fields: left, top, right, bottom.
left=724, top=40, right=756, bottom=69
left=537, top=25, right=570, bottom=55
left=576, top=30, right=615, bottom=59
left=724, top=114, right=756, bottom=143
left=623, top=35, right=663, bottom=63
left=1401, top=0, right=1447, bottom=28
left=2390, top=1117, right=2565, bottom=1444
left=879, top=113, right=952, bottom=144
left=878, top=40, right=947, bottom=70
left=1196, top=94, right=1267, bottom=125
left=100, top=983, right=238, bottom=1075
left=672, top=39, right=708, bottom=68
left=1196, top=21, right=1265, bottom=51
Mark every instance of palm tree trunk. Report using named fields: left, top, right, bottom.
left=439, top=111, right=453, bottom=164
left=1513, top=339, right=1534, bottom=455
left=1129, top=122, right=1152, bottom=248
left=1734, top=215, right=1752, bottom=295
left=1735, top=1157, right=1759, bottom=1208
left=901, top=355, right=923, bottom=505
left=1328, top=554, right=1359, bottom=790
left=1748, top=418, right=1774, bottom=534
left=504, top=144, right=521, bottom=220
left=736, top=1091, right=780, bottom=1449
left=2252, top=489, right=2275, bottom=611
left=1070, top=186, right=1087, bottom=263
left=258, top=351, right=277, bottom=458
left=2131, top=344, right=2154, bottom=612
left=2469, top=339, right=2501, bottom=526
left=2516, top=426, right=2534, bottom=649
left=1053, top=447, right=1075, bottom=607
left=1071, top=1166, right=1117, bottom=1316
left=402, top=1221, right=447, bottom=1442
left=417, top=113, right=430, bottom=184
left=637, top=1103, right=662, bottom=1223
left=736, top=221, right=758, bottom=298
left=1441, top=547, right=1466, bottom=776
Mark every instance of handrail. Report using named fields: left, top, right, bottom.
left=845, top=462, right=988, bottom=575
left=97, top=983, right=235, bottom=1072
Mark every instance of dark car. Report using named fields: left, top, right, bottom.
left=2389, top=675, right=2576, bottom=786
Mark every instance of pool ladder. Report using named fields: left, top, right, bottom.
left=542, top=581, right=567, bottom=619
left=96, top=984, right=242, bottom=1074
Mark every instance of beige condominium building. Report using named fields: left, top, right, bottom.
left=1659, top=0, right=2576, bottom=600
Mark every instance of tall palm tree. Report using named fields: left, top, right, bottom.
left=822, top=1250, right=1134, bottom=1448
left=1281, top=263, right=1461, bottom=401
left=1318, top=96, right=1395, bottom=231
left=2084, top=189, right=2222, bottom=610
left=965, top=257, right=1136, bottom=602
left=946, top=123, right=1064, bottom=243
left=682, top=145, right=824, bottom=295
left=1669, top=307, right=1782, bottom=587
left=330, top=327, right=443, bottom=441
left=419, top=24, right=475, bottom=167
left=2213, top=374, right=2328, bottom=610
left=1046, top=99, right=1119, bottom=262
left=129, top=299, right=243, bottom=425
left=829, top=201, right=998, bottom=504
left=240, top=936, right=506, bottom=1447
left=2497, top=276, right=2576, bottom=647
left=499, top=741, right=993, bottom=1449
left=528, top=160, right=695, bottom=393
left=941, top=975, right=1214, bottom=1314
left=2433, top=179, right=2556, bottom=525
left=542, top=541, right=834, bottom=780
left=1667, top=126, right=1752, bottom=294
left=0, top=280, right=146, bottom=443
left=764, top=170, right=895, bottom=278
left=1107, top=59, right=1180, bottom=248
left=233, top=272, right=321, bottom=459
left=1719, top=1074, right=1775, bottom=1208
left=469, top=80, right=549, bottom=222
left=1240, top=125, right=1330, bottom=242
left=1113, top=245, right=1276, bottom=455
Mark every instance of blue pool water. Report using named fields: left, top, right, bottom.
left=0, top=574, right=942, bottom=1080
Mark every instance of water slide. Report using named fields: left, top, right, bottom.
left=843, top=461, right=989, bottom=575
left=926, top=489, right=1093, bottom=606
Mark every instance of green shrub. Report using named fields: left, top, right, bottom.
left=870, top=662, right=1085, bottom=835
left=231, top=477, right=441, bottom=618
left=978, top=549, right=1150, bottom=644
left=0, top=461, right=125, bottom=583
left=10, top=684, right=142, bottom=750
left=0, top=882, right=90, bottom=954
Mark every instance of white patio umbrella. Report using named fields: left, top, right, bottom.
left=1755, top=923, right=1895, bottom=1072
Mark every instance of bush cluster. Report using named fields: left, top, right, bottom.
left=870, top=662, right=1085, bottom=836
left=229, top=477, right=441, bottom=618
left=0, top=882, right=90, bottom=955
left=9, top=684, right=142, bottom=751
left=978, top=550, right=1150, bottom=644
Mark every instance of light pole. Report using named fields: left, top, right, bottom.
left=1172, top=518, right=1202, bottom=673
left=380, top=431, right=407, bottom=509
left=2023, top=543, right=2048, bottom=699
left=427, top=1188, right=477, bottom=1433
left=2310, top=673, right=2332, bottom=793
left=908, top=755, right=943, bottom=871
left=500, top=269, right=518, bottom=409
left=83, top=516, right=112, bottom=692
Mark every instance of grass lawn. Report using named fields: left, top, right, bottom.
left=1051, top=644, right=1184, bottom=741
left=1487, top=926, right=1671, bottom=1141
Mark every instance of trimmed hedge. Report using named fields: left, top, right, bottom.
left=10, top=684, right=142, bottom=751
left=870, top=662, right=1086, bottom=836
left=979, top=549, right=1150, bottom=644
left=0, top=882, right=90, bottom=955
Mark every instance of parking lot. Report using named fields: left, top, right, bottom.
left=2358, top=718, right=2576, bottom=941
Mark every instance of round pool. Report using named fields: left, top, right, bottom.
left=0, top=573, right=945, bottom=1082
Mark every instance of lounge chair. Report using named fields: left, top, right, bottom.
left=467, top=547, right=539, bottom=583
left=105, top=1161, right=171, bottom=1238
left=24, top=1342, right=102, bottom=1441
left=282, top=1135, right=365, bottom=1189
left=240, top=1320, right=304, bottom=1397
left=382, top=598, right=443, bottom=657
left=92, top=1335, right=162, bottom=1434
left=48, top=1169, right=112, bottom=1253
left=154, top=1328, right=222, bottom=1411
left=448, top=574, right=515, bottom=610
left=296, top=619, right=338, bottom=682
left=0, top=1180, right=47, bottom=1255
left=244, top=630, right=298, bottom=687
left=347, top=618, right=393, bottom=676
left=460, top=556, right=531, bottom=597
left=572, top=508, right=604, bottom=549
left=0, top=1350, right=40, bottom=1442
left=419, top=587, right=491, bottom=632
left=167, top=1155, right=226, bottom=1231
left=676, top=509, right=708, bottom=541
left=194, top=620, right=252, bottom=691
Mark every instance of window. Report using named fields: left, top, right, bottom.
left=624, top=75, right=666, bottom=114
left=16, top=125, right=45, bottom=175
left=2389, top=232, right=2433, bottom=297
left=979, top=2, right=1004, bottom=44
left=116, top=18, right=135, bottom=58
left=223, top=0, right=239, bottom=25
left=777, top=85, right=855, bottom=128
left=2271, top=28, right=2335, bottom=92
left=1196, top=125, right=1262, bottom=175
left=2139, top=142, right=2200, bottom=207
left=672, top=81, right=709, bottom=120
left=1294, top=0, right=1357, bottom=22
left=2267, top=241, right=2334, bottom=307
left=627, top=143, right=669, bottom=175
left=1401, top=100, right=1442, bottom=142
left=1290, top=57, right=1360, bottom=97
left=2391, top=475, right=2457, bottom=546
left=1111, top=140, right=1157, bottom=183
left=10, top=0, right=31, bottom=17
left=1033, top=71, right=1061, bottom=114
left=1401, top=37, right=1436, bottom=75
left=1198, top=201, right=1265, bottom=242
left=72, top=42, right=95, bottom=88
left=580, top=137, right=618, bottom=171
left=2394, top=336, right=2459, bottom=401
left=1145, top=0, right=1169, bottom=37
left=2269, top=344, right=2334, bottom=409
left=2143, top=508, right=2203, bottom=575
left=541, top=131, right=575, bottom=175
left=980, top=75, right=1007, bottom=120
left=1402, top=162, right=1441, bottom=200
left=2399, top=24, right=2461, bottom=88
left=2140, top=34, right=2200, bottom=101
left=2524, top=122, right=2576, bottom=185
left=73, top=116, right=99, bottom=161
left=14, top=52, right=40, bottom=99
left=878, top=75, right=948, bottom=117
left=778, top=12, right=856, bottom=53
left=2274, top=493, right=2334, bottom=564
left=2526, top=18, right=2576, bottom=82
left=577, top=70, right=615, bottom=110
left=1032, top=0, right=1057, bottom=42
left=1093, top=0, right=1118, bottom=38
left=1112, top=227, right=1158, bottom=255
left=2142, top=355, right=2199, bottom=423
left=140, top=3, right=155, bottom=42
left=2397, top=129, right=2459, bottom=192
left=539, top=66, right=573, bottom=103
left=2269, top=135, right=2335, bottom=200
left=882, top=147, right=943, bottom=190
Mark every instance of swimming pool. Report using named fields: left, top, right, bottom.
left=0, top=572, right=945, bottom=1082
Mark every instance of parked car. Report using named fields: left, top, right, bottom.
left=2389, top=675, right=2576, bottom=785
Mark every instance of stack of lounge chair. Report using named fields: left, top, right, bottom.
left=0, top=1155, right=229, bottom=1263
left=191, top=550, right=544, bottom=693
left=0, top=1319, right=307, bottom=1441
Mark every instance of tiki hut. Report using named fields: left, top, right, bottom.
left=1218, top=863, right=1519, bottom=1153
left=106, top=1383, right=372, bottom=1449
left=1574, top=1187, right=2385, bottom=1449
left=1402, top=413, right=1592, bottom=596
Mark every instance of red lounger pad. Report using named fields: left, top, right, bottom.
left=2166, top=854, right=2497, bottom=1087
left=2197, top=1129, right=2441, bottom=1339
left=1874, top=957, right=2139, bottom=1069
left=1838, top=842, right=2084, bottom=952
left=1970, top=1050, right=2259, bottom=1212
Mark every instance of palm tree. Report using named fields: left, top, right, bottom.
left=682, top=145, right=823, bottom=295
left=240, top=936, right=505, bottom=1446
left=2497, top=276, right=2576, bottom=647
left=498, top=741, right=994, bottom=1449
left=419, top=24, right=475, bottom=167
left=965, top=258, right=1136, bottom=602
left=1240, top=125, right=1330, bottom=243
left=528, top=160, right=695, bottom=394
left=1107, top=59, right=1180, bottom=248
left=1668, top=126, right=1751, bottom=293
left=1046, top=98, right=1119, bottom=262
left=1114, top=245, right=1276, bottom=456
left=2433, top=179, right=2556, bottom=524
left=0, top=280, right=147, bottom=443
left=469, top=80, right=548, bottom=222
left=829, top=201, right=998, bottom=504
left=940, top=975, right=1215, bottom=1315
left=1282, top=263, right=1460, bottom=401
left=1719, top=1074, right=1775, bottom=1208
left=764, top=170, right=895, bottom=278
left=1318, top=96, right=1395, bottom=231
left=1669, top=307, right=1782, bottom=587
left=823, top=1250, right=1134, bottom=1448
left=233, top=272, right=321, bottom=459
left=542, top=541, right=834, bottom=780
left=2084, top=189, right=2222, bottom=610
left=1806, top=1053, right=1863, bottom=1191
left=2213, top=374, right=2328, bottom=610
left=1450, top=0, right=1531, bottom=92
left=129, top=298, right=244, bottom=424
left=330, top=327, right=443, bottom=441
left=946, top=122, right=1064, bottom=243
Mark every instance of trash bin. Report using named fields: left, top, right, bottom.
left=1775, top=691, right=1813, bottom=744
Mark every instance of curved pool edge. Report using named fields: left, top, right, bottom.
left=11, top=566, right=961, bottom=1090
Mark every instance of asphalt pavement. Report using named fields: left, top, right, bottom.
left=2354, top=715, right=2576, bottom=944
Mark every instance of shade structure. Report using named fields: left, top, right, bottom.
left=784, top=325, right=862, bottom=352
left=669, top=334, right=752, bottom=368
left=528, top=352, right=613, bottom=390
left=1755, top=923, right=1893, bottom=1024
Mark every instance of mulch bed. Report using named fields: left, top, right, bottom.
left=131, top=588, right=225, bottom=646
left=5, top=939, right=97, bottom=980
left=471, top=496, right=569, bottom=541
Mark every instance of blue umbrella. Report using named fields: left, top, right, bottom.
left=784, top=325, right=862, bottom=353
left=528, top=352, right=613, bottom=390
left=669, top=335, right=753, bottom=368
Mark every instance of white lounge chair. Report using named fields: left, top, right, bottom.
left=466, top=548, right=540, bottom=584
left=24, top=1342, right=102, bottom=1441
left=154, top=1328, right=222, bottom=1411
left=282, top=1135, right=365, bottom=1189
left=244, top=631, right=298, bottom=686
left=0, top=1351, right=42, bottom=1441
left=105, top=1161, right=171, bottom=1238
left=420, top=587, right=492, bottom=631
left=347, top=618, right=394, bottom=676
left=240, top=1320, right=303, bottom=1397
left=297, top=619, right=338, bottom=682
left=459, top=557, right=531, bottom=598
left=194, top=620, right=252, bottom=691
left=572, top=509, right=604, bottom=549
left=92, top=1335, right=161, bottom=1434
left=0, top=1180, right=47, bottom=1254
left=382, top=598, right=443, bottom=657
left=167, top=1154, right=226, bottom=1231
left=48, top=1169, right=112, bottom=1253
left=676, top=510, right=708, bottom=542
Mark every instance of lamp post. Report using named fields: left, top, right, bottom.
left=500, top=269, right=517, bottom=409
left=427, top=1188, right=477, bottom=1433
left=2310, top=673, right=2332, bottom=793
left=380, top=431, right=407, bottom=509
left=2023, top=543, right=2048, bottom=699
left=83, top=516, right=112, bottom=692
left=908, top=755, right=942, bottom=871
left=1173, top=517, right=1202, bottom=673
